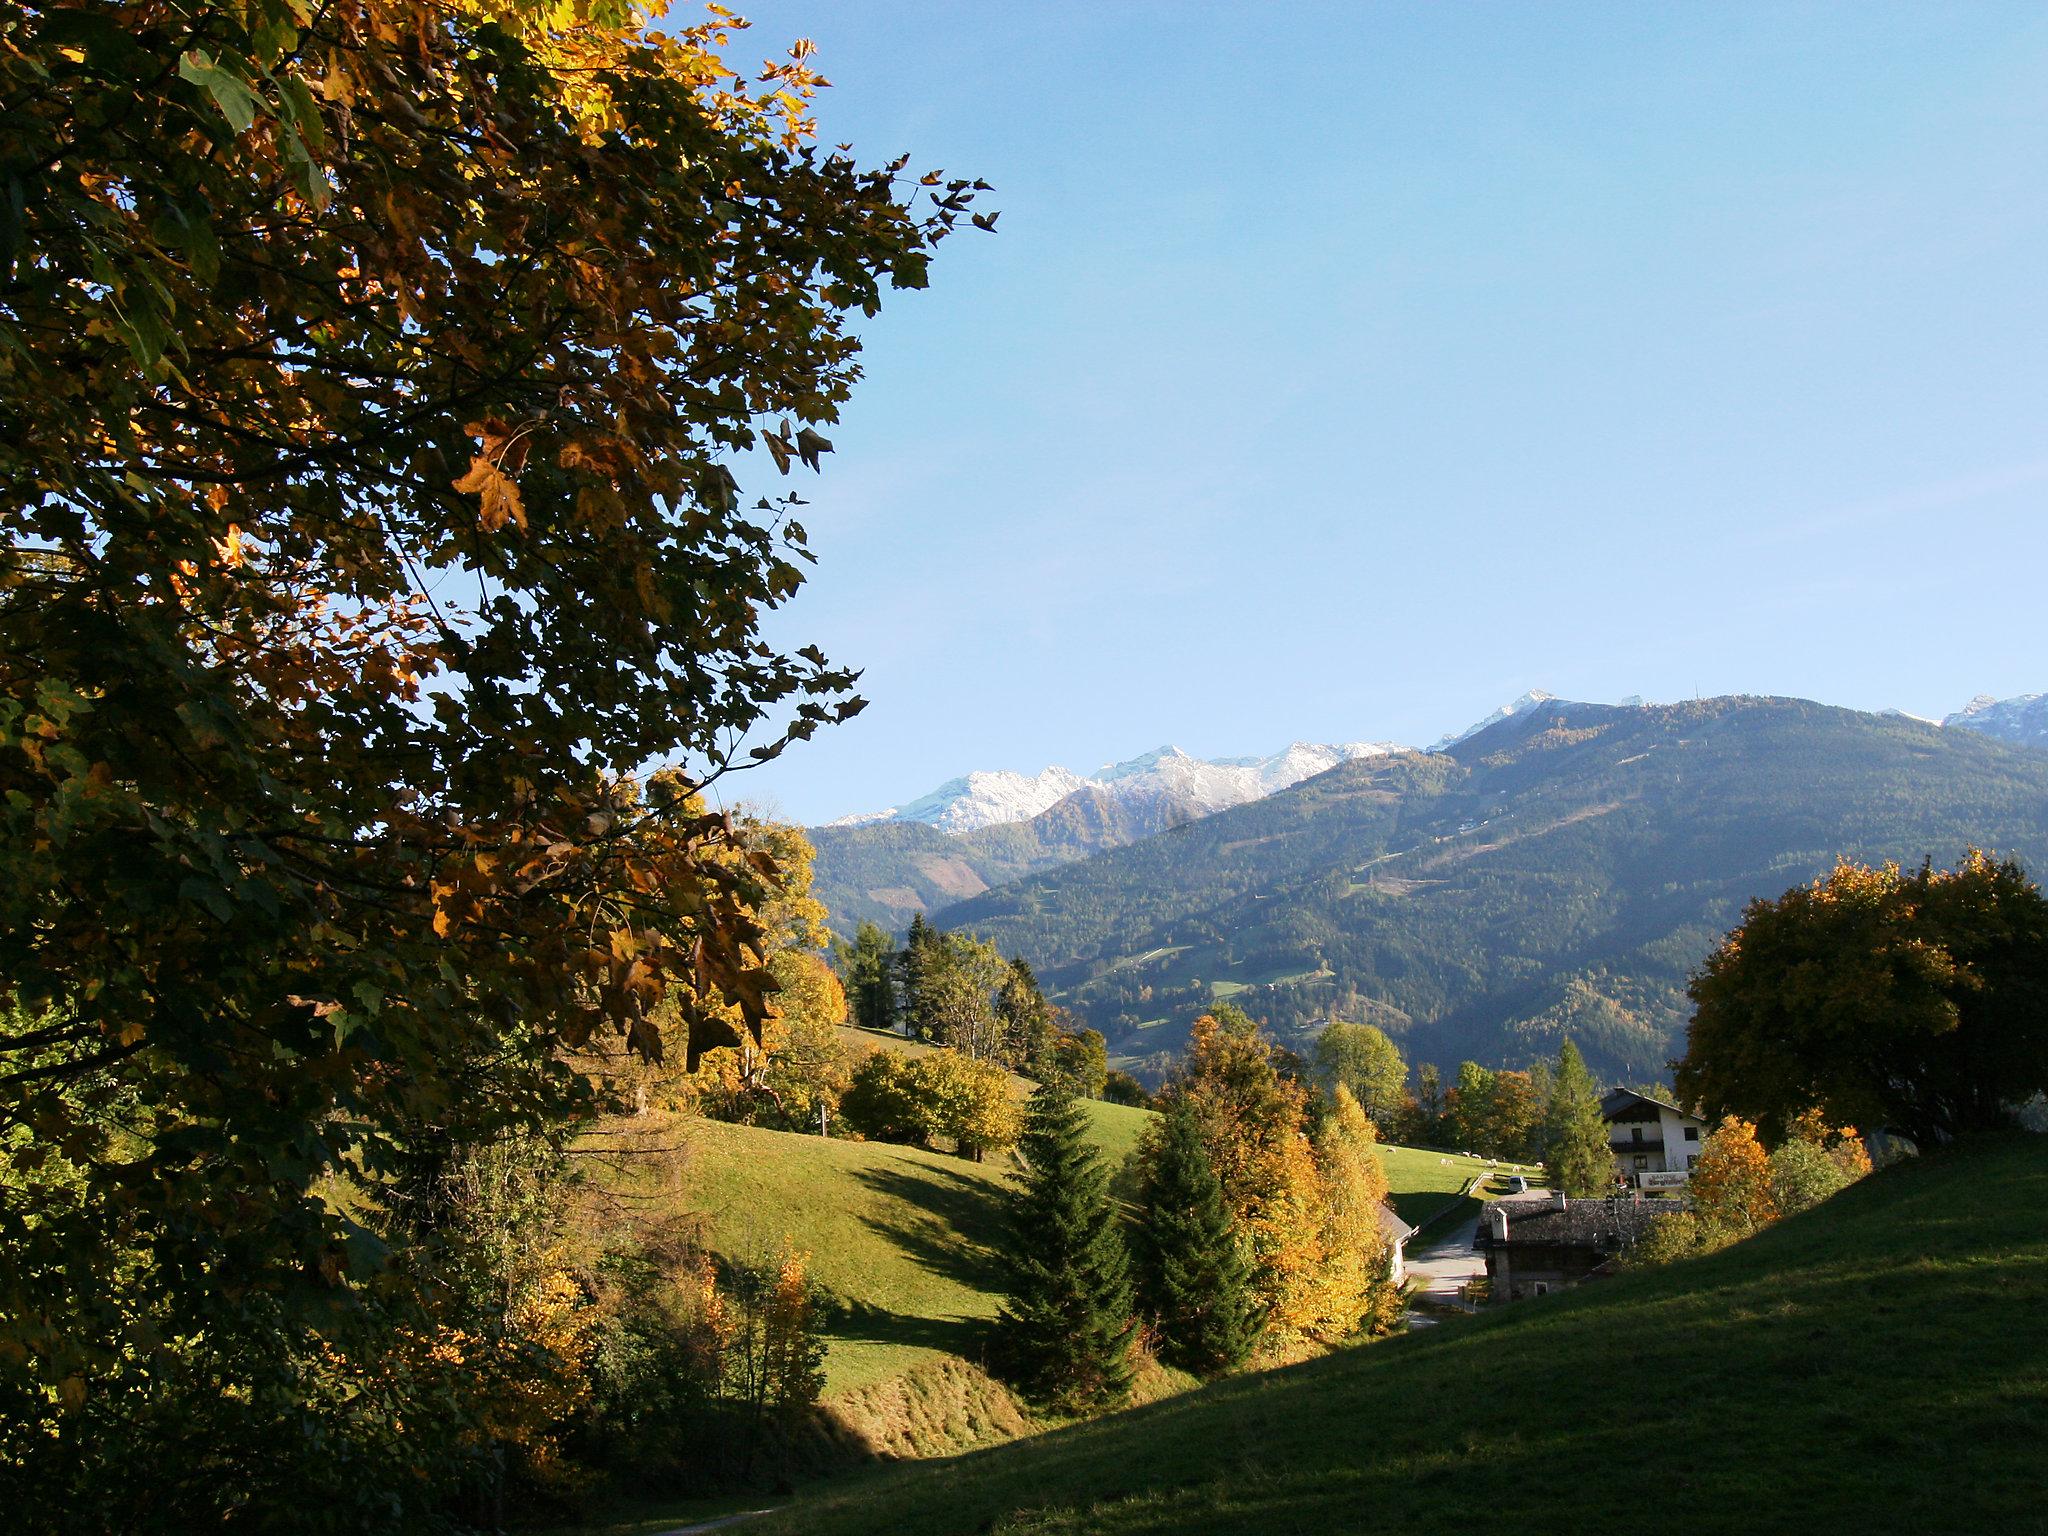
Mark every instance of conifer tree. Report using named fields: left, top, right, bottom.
left=1543, top=1040, right=1614, bottom=1196
left=898, top=913, right=939, bottom=1037
left=994, top=1082, right=1136, bottom=1412
left=1134, top=1097, right=1260, bottom=1376
left=844, top=920, right=899, bottom=1034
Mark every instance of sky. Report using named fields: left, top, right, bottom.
left=710, top=2, right=2048, bottom=825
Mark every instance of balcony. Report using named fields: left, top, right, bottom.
left=1610, top=1138, right=1664, bottom=1158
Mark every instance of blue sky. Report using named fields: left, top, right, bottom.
left=717, top=2, right=2048, bottom=825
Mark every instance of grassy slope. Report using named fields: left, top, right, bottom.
left=755, top=1135, right=2048, bottom=1536
left=654, top=1115, right=1496, bottom=1395
left=670, top=1117, right=1013, bottom=1394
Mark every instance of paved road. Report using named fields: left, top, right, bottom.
left=1404, top=1208, right=1486, bottom=1327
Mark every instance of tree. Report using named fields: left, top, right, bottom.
left=995, top=958, right=1058, bottom=1072
left=1691, top=1116, right=1778, bottom=1236
left=1048, top=1027, right=1110, bottom=1099
left=1542, top=1041, right=1613, bottom=1197
left=898, top=913, right=942, bottom=1037
left=994, top=1084, right=1135, bottom=1412
left=1103, top=1070, right=1153, bottom=1108
left=1173, top=1006, right=1327, bottom=1344
left=920, top=933, right=1011, bottom=1061
left=1768, top=1110, right=1872, bottom=1218
left=1677, top=853, right=2048, bottom=1143
left=907, top=1050, right=1023, bottom=1162
left=1414, top=1062, right=1446, bottom=1143
left=1312, top=1020, right=1408, bottom=1131
left=1133, top=1098, right=1260, bottom=1376
left=0, top=0, right=980, bottom=1502
left=1484, top=1070, right=1544, bottom=1162
left=843, top=921, right=900, bottom=1034
left=1304, top=1086, right=1397, bottom=1342
left=1444, top=1061, right=1496, bottom=1152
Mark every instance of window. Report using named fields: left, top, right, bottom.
left=1687, top=1154, right=1699, bottom=1169
left=1530, top=1282, right=1551, bottom=1297
left=1683, top=1125, right=1700, bottom=1142
left=1630, top=1125, right=1644, bottom=1143
left=1633, top=1155, right=1648, bottom=1170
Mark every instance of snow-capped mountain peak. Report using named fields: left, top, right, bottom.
left=829, top=739, right=1403, bottom=836
left=1942, top=692, right=2048, bottom=750
left=1428, top=689, right=1561, bottom=752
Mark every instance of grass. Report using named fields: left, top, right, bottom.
left=654, top=1116, right=1015, bottom=1394
left=736, top=1134, right=2048, bottom=1536
left=1373, top=1143, right=1511, bottom=1227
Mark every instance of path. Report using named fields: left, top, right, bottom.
left=652, top=1512, right=776, bottom=1535
left=1403, top=1206, right=1487, bottom=1328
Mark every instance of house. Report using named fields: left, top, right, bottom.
left=1602, top=1086, right=1709, bottom=1187
left=1475, top=1191, right=1680, bottom=1301
left=1378, top=1203, right=1417, bottom=1288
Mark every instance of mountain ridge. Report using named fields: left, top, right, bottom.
left=926, top=695, right=2048, bottom=1083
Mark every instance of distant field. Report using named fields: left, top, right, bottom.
left=753, top=1134, right=2048, bottom=1536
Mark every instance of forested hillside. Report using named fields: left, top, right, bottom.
left=934, top=698, right=2048, bottom=1082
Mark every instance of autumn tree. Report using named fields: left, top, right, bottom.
left=1691, top=1117, right=1778, bottom=1237
left=1048, top=1027, right=1110, bottom=1099
left=1133, top=1097, right=1260, bottom=1375
left=994, top=1083, right=1135, bottom=1412
left=1768, top=1110, right=1872, bottom=1218
left=1303, top=1085, right=1397, bottom=1342
left=1677, top=853, right=2048, bottom=1143
left=1542, top=1041, right=1613, bottom=1197
left=1171, top=1006, right=1328, bottom=1345
left=0, top=0, right=980, bottom=1509
left=1312, top=1020, right=1408, bottom=1132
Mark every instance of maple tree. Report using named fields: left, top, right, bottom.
left=0, top=0, right=980, bottom=1485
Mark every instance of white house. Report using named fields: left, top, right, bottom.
left=1600, top=1087, right=1708, bottom=1186
left=1378, top=1202, right=1417, bottom=1287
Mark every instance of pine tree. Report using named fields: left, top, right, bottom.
left=844, top=920, right=899, bottom=1034
left=1543, top=1040, right=1613, bottom=1196
left=1135, top=1097, right=1260, bottom=1376
left=994, top=1082, right=1136, bottom=1412
left=898, top=913, right=939, bottom=1037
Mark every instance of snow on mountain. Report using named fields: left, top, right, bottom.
left=1427, top=690, right=1561, bottom=752
left=829, top=741, right=1401, bottom=836
left=1942, top=693, right=2048, bottom=750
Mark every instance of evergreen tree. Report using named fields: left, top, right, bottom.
left=1543, top=1040, right=1613, bottom=1196
left=1134, top=1098, right=1260, bottom=1375
left=843, top=920, right=899, bottom=1034
left=994, top=1082, right=1136, bottom=1412
left=898, top=912, right=940, bottom=1038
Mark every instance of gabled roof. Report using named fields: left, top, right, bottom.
left=1600, top=1086, right=1697, bottom=1122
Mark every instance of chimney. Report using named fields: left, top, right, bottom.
left=1487, top=1205, right=1509, bottom=1241
left=1551, top=1188, right=1568, bottom=1212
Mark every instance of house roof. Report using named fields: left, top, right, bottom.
left=1600, top=1086, right=1697, bottom=1123
left=1478, top=1194, right=1680, bottom=1253
left=1378, top=1203, right=1416, bottom=1244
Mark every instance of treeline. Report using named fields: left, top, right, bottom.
left=839, top=915, right=1148, bottom=1105
left=991, top=1004, right=1403, bottom=1414
left=1308, top=1019, right=1614, bottom=1196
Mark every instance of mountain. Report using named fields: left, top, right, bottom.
left=811, top=739, right=1401, bottom=932
left=1943, top=692, right=2048, bottom=751
left=1426, top=688, right=1558, bottom=751
left=829, top=741, right=1400, bottom=837
left=931, top=696, right=2048, bottom=1084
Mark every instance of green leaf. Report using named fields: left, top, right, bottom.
left=178, top=51, right=259, bottom=135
